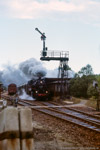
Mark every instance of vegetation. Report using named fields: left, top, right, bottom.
left=86, top=99, right=97, bottom=109
left=78, top=64, right=93, bottom=77
left=95, top=74, right=100, bottom=87
left=69, top=97, right=81, bottom=104
left=69, top=64, right=100, bottom=99
left=87, top=84, right=99, bottom=99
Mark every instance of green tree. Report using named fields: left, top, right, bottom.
left=74, top=73, right=79, bottom=78
left=78, top=64, right=93, bottom=77
left=87, top=84, right=99, bottom=99
left=69, top=75, right=96, bottom=98
left=95, top=75, right=100, bottom=88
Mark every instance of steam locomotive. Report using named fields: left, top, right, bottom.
left=27, top=77, right=50, bottom=100
left=18, top=77, right=70, bottom=100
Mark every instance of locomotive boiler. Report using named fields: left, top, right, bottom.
left=27, top=77, right=50, bottom=100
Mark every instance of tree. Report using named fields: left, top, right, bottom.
left=95, top=75, right=100, bottom=88
left=63, top=65, right=71, bottom=71
left=74, top=73, right=79, bottom=78
left=69, top=75, right=96, bottom=98
left=78, top=64, right=93, bottom=77
left=87, top=84, right=99, bottom=99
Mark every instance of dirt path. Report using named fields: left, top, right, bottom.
left=71, top=99, right=87, bottom=107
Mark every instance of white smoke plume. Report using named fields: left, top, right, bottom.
left=0, top=64, right=28, bottom=86
left=46, top=68, right=75, bottom=78
left=0, top=58, right=47, bottom=87
left=19, top=89, right=35, bottom=100
left=19, top=58, right=47, bottom=78
left=0, top=57, right=74, bottom=87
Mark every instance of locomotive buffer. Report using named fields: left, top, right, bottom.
left=35, top=28, right=69, bottom=99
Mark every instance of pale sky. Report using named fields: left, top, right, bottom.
left=0, top=0, right=100, bottom=74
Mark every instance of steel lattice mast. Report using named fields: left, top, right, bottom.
left=35, top=28, right=69, bottom=99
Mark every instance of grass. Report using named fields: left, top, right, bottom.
left=52, top=96, right=98, bottom=109
left=52, top=96, right=81, bottom=104
left=69, top=97, right=81, bottom=104
left=86, top=98, right=97, bottom=109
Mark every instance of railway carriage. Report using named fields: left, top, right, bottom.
left=8, top=83, right=17, bottom=95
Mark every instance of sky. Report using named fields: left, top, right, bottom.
left=0, top=0, right=100, bottom=74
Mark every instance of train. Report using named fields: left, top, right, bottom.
left=18, top=77, right=70, bottom=100
left=27, top=77, right=50, bottom=100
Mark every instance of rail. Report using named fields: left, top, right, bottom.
left=18, top=100, right=100, bottom=133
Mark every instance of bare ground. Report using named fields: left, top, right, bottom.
left=32, top=106, right=100, bottom=150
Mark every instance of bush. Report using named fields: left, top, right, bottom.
left=87, top=84, right=99, bottom=99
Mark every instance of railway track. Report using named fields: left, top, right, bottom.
left=19, top=99, right=100, bottom=120
left=2, top=94, right=100, bottom=133
left=18, top=100, right=100, bottom=133
left=42, top=101, right=100, bottom=120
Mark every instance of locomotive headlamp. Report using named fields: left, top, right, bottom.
left=40, top=81, right=43, bottom=84
left=35, top=91, right=38, bottom=93
left=46, top=91, right=48, bottom=93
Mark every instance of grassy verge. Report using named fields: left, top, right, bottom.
left=52, top=96, right=81, bottom=104
left=69, top=97, right=81, bottom=104
left=85, top=98, right=97, bottom=109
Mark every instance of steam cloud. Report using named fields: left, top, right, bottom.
left=0, top=58, right=47, bottom=87
left=19, top=89, right=35, bottom=100
left=19, top=58, right=46, bottom=78
left=0, top=57, right=74, bottom=87
left=46, top=68, right=75, bottom=78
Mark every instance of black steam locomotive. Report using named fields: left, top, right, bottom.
left=27, top=77, right=50, bottom=100
left=18, top=77, right=70, bottom=100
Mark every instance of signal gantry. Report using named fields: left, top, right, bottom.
left=35, top=28, right=69, bottom=98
